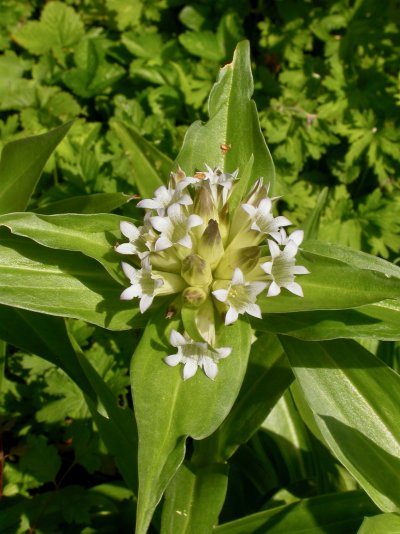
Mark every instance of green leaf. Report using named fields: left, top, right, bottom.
left=34, top=192, right=134, bottom=214
left=12, top=2, right=84, bottom=55
left=0, top=231, right=142, bottom=330
left=257, top=301, right=400, bottom=341
left=161, top=462, right=228, bottom=534
left=0, top=211, right=129, bottom=283
left=303, top=240, right=400, bottom=279
left=195, top=332, right=293, bottom=462
left=131, top=312, right=251, bottom=534
left=280, top=337, right=400, bottom=512
left=302, top=187, right=329, bottom=240
left=175, top=41, right=275, bottom=193
left=0, top=121, right=73, bottom=214
left=358, top=513, right=400, bottom=534
left=110, top=119, right=172, bottom=197
left=258, top=249, right=400, bottom=314
left=215, top=491, right=378, bottom=533
left=19, top=435, right=61, bottom=487
left=179, top=30, right=224, bottom=61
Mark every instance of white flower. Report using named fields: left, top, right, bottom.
left=273, top=228, right=305, bottom=247
left=164, top=330, right=232, bottom=380
left=120, top=257, right=164, bottom=313
left=192, top=165, right=238, bottom=204
left=115, top=221, right=149, bottom=257
left=261, top=238, right=309, bottom=297
left=136, top=180, right=194, bottom=215
left=212, top=268, right=267, bottom=325
left=150, top=204, right=203, bottom=251
left=241, top=198, right=291, bottom=239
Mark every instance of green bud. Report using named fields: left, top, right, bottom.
left=197, top=219, right=224, bottom=269
left=193, top=185, right=218, bottom=221
left=182, top=286, right=208, bottom=308
left=214, top=246, right=260, bottom=280
left=181, top=254, right=212, bottom=286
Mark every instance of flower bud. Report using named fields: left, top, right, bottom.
left=193, top=185, right=218, bottom=222
left=197, top=219, right=224, bottom=269
left=182, top=286, right=208, bottom=308
left=214, top=246, right=260, bottom=280
left=181, top=254, right=212, bottom=286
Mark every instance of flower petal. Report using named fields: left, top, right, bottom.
left=140, top=294, right=154, bottom=313
left=261, top=261, right=273, bottom=275
left=187, top=214, right=203, bottom=228
left=275, top=215, right=292, bottom=227
left=245, top=303, right=262, bottom=319
left=115, top=243, right=136, bottom=255
left=164, top=354, right=181, bottom=367
left=268, top=240, right=280, bottom=258
left=120, top=285, right=140, bottom=300
left=150, top=216, right=170, bottom=233
left=212, top=289, right=228, bottom=302
left=288, top=230, right=304, bottom=246
left=267, top=281, right=281, bottom=297
left=183, top=359, right=198, bottom=380
left=137, top=199, right=159, bottom=209
left=121, top=262, right=137, bottom=280
left=177, top=234, right=192, bottom=249
left=155, top=236, right=173, bottom=251
left=225, top=307, right=239, bottom=325
left=216, top=347, right=232, bottom=359
left=170, top=329, right=186, bottom=347
left=293, top=265, right=310, bottom=275
left=202, top=358, right=218, bottom=380
left=285, top=282, right=304, bottom=297
left=120, top=221, right=140, bottom=240
left=231, top=268, right=244, bottom=286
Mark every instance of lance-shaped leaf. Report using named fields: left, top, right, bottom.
left=130, top=312, right=251, bottom=534
left=215, top=491, right=378, bottom=533
left=258, top=249, right=400, bottom=314
left=0, top=121, right=73, bottom=214
left=280, top=337, right=400, bottom=512
left=34, top=192, right=133, bottom=214
left=0, top=211, right=132, bottom=283
left=175, top=40, right=275, bottom=194
left=0, top=230, right=144, bottom=330
left=110, top=119, right=172, bottom=197
left=256, top=300, right=400, bottom=341
left=161, top=462, right=228, bottom=534
left=358, top=513, right=400, bottom=534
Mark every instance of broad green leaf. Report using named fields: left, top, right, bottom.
left=194, top=332, right=293, bottom=462
left=0, top=231, right=143, bottom=330
left=281, top=337, right=400, bottom=512
left=258, top=250, right=400, bottom=314
left=179, top=30, right=224, bottom=61
left=12, top=2, right=84, bottom=55
left=131, top=312, right=251, bottom=534
left=0, top=211, right=130, bottom=283
left=358, top=513, right=400, bottom=533
left=302, top=187, right=329, bottom=240
left=303, top=240, right=400, bottom=279
left=161, top=462, right=228, bottom=534
left=0, top=121, right=73, bottom=214
left=34, top=192, right=133, bottom=214
left=175, top=41, right=275, bottom=193
left=110, top=119, right=172, bottom=197
left=257, top=300, right=400, bottom=341
left=215, top=491, right=378, bottom=533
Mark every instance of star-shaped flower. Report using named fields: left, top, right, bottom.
left=115, top=221, right=149, bottom=257
left=261, top=237, right=309, bottom=297
left=241, top=198, right=291, bottom=240
left=164, top=330, right=232, bottom=380
left=120, top=257, right=164, bottom=313
left=150, top=204, right=203, bottom=251
left=212, top=268, right=267, bottom=325
left=136, top=180, right=194, bottom=215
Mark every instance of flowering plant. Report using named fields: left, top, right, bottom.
left=116, top=166, right=309, bottom=380
left=0, top=41, right=400, bottom=534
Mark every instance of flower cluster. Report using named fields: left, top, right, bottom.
left=115, top=166, right=309, bottom=380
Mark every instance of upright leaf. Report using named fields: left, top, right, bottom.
left=175, top=40, right=275, bottom=193
left=0, top=121, right=73, bottom=214
left=131, top=312, right=251, bottom=534
left=110, top=119, right=172, bottom=197
left=281, top=337, right=400, bottom=512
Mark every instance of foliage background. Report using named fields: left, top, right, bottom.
left=1, top=0, right=399, bottom=532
